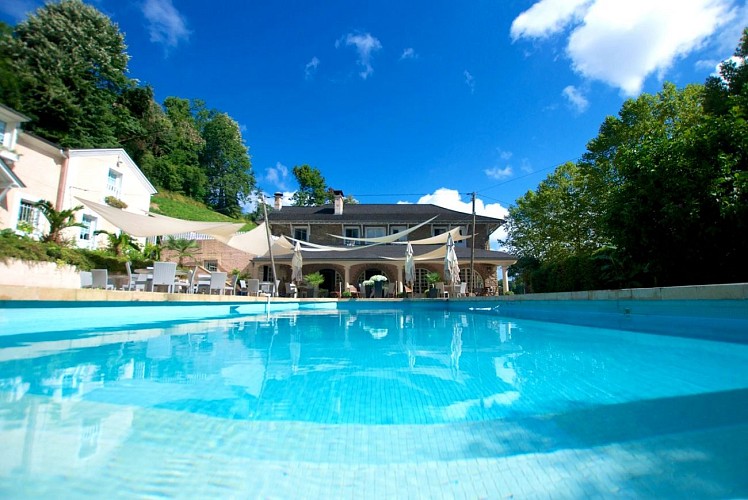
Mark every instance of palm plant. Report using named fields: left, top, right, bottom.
left=34, top=200, right=84, bottom=245
left=164, top=236, right=199, bottom=267
left=143, top=241, right=162, bottom=261
left=94, top=230, right=141, bottom=257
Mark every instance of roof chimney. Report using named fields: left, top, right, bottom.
left=333, top=190, right=344, bottom=215
left=274, top=192, right=283, bottom=210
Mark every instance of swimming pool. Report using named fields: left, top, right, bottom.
left=1, top=301, right=747, bottom=498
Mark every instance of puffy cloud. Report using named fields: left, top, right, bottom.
left=305, top=56, right=320, bottom=79
left=464, top=70, right=475, bottom=93
left=403, top=188, right=509, bottom=249
left=562, top=84, right=589, bottom=112
left=400, top=47, right=417, bottom=60
left=142, top=0, right=190, bottom=49
left=485, top=166, right=513, bottom=180
left=511, top=0, right=737, bottom=95
left=263, top=162, right=291, bottom=191
left=336, top=32, right=382, bottom=79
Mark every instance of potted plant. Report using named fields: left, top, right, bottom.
left=426, top=272, right=441, bottom=298
left=370, top=274, right=388, bottom=298
left=362, top=279, right=374, bottom=298
left=303, top=271, right=325, bottom=298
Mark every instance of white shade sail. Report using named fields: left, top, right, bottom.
left=77, top=197, right=244, bottom=243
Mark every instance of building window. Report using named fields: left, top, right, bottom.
left=459, top=268, right=484, bottom=291
left=455, top=226, right=467, bottom=247
left=364, top=226, right=386, bottom=240
left=204, top=260, right=218, bottom=272
left=0, top=121, right=6, bottom=145
left=17, top=200, right=40, bottom=233
left=293, top=226, right=309, bottom=242
left=390, top=225, right=407, bottom=242
left=79, top=214, right=97, bottom=242
left=107, top=169, right=122, bottom=197
left=432, top=226, right=447, bottom=237
left=413, top=268, right=430, bottom=294
left=344, top=226, right=360, bottom=246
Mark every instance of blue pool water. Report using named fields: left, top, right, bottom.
left=1, top=303, right=747, bottom=498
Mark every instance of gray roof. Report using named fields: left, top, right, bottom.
left=266, top=203, right=503, bottom=225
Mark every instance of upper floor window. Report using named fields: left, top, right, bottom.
left=432, top=226, right=448, bottom=237
left=204, top=260, right=218, bottom=272
left=293, top=226, right=309, bottom=242
left=344, top=226, right=360, bottom=246
left=0, top=121, right=6, bottom=142
left=79, top=214, right=97, bottom=242
left=365, top=226, right=386, bottom=240
left=390, top=225, right=407, bottom=242
left=107, top=169, right=122, bottom=197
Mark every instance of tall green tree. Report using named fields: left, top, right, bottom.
left=1, top=0, right=136, bottom=147
left=292, top=165, right=330, bottom=206
left=199, top=112, right=254, bottom=217
left=0, top=22, right=21, bottom=108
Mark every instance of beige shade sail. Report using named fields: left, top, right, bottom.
left=327, top=216, right=437, bottom=243
left=77, top=197, right=244, bottom=243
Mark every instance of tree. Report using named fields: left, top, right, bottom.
left=34, top=200, right=84, bottom=245
left=94, top=230, right=141, bottom=257
left=0, top=22, right=21, bottom=109
left=163, top=236, right=199, bottom=267
left=2, top=0, right=136, bottom=147
left=292, top=165, right=330, bottom=206
left=200, top=112, right=254, bottom=217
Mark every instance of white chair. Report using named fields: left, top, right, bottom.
left=80, top=271, right=92, bottom=288
left=151, top=262, right=177, bottom=293
left=247, top=279, right=260, bottom=297
left=123, top=261, right=135, bottom=291
left=208, top=272, right=227, bottom=295
left=91, top=269, right=114, bottom=290
left=285, top=282, right=297, bottom=298
left=225, top=274, right=238, bottom=295
left=237, top=279, right=248, bottom=296
left=176, top=266, right=198, bottom=294
left=458, top=282, right=467, bottom=297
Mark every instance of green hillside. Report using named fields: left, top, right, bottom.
left=150, top=192, right=255, bottom=232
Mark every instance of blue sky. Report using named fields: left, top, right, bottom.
left=3, top=0, right=747, bottom=247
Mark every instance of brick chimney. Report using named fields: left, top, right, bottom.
left=274, top=192, right=283, bottom=210
left=333, top=190, right=344, bottom=215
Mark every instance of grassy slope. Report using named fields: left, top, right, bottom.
left=150, top=191, right=255, bottom=232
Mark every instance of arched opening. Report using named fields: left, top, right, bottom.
left=459, top=268, right=484, bottom=292
left=413, top=268, right=431, bottom=295
left=355, top=268, right=386, bottom=287
left=319, top=268, right=342, bottom=296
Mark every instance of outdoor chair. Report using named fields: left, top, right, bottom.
left=458, top=282, right=467, bottom=297
left=237, top=279, right=248, bottom=296
left=386, top=282, right=396, bottom=297
left=91, top=269, right=114, bottom=290
left=208, top=271, right=227, bottom=295
left=80, top=271, right=92, bottom=288
left=175, top=266, right=198, bottom=293
left=285, top=282, right=298, bottom=298
left=151, top=261, right=178, bottom=293
left=247, top=279, right=260, bottom=296
left=225, top=274, right=238, bottom=295
left=347, top=284, right=360, bottom=298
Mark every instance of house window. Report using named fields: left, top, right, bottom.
left=390, top=225, right=407, bottom=242
left=17, top=200, right=40, bottom=233
left=293, top=226, right=309, bottom=242
left=432, top=226, right=448, bottom=237
left=0, top=121, right=6, bottom=145
left=107, top=169, right=122, bottom=197
left=344, top=226, right=360, bottom=246
left=204, top=260, right=218, bottom=272
left=79, top=214, right=97, bottom=242
left=413, top=268, right=430, bottom=294
left=364, top=226, right=386, bottom=240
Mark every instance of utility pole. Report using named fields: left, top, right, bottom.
left=470, top=191, right=476, bottom=296
left=261, top=193, right=278, bottom=296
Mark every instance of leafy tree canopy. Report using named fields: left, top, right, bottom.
left=292, top=165, right=330, bottom=206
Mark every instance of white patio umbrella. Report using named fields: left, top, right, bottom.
left=291, top=241, right=303, bottom=282
left=444, top=233, right=460, bottom=285
left=405, top=241, right=415, bottom=285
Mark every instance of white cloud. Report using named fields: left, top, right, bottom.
left=511, top=0, right=592, bottom=40
left=400, top=47, right=417, bottom=60
left=511, top=0, right=737, bottom=95
left=406, top=188, right=509, bottom=249
left=305, top=56, right=320, bottom=79
left=485, top=166, right=513, bottom=180
left=562, top=84, right=589, bottom=112
left=464, top=70, right=475, bottom=93
left=142, top=0, right=190, bottom=49
left=263, top=162, right=291, bottom=191
left=498, top=149, right=513, bottom=161
left=337, top=32, right=382, bottom=79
